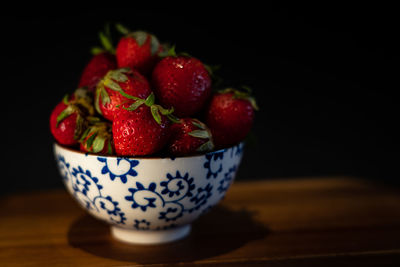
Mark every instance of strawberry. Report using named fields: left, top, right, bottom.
left=115, top=24, right=162, bottom=75
left=152, top=55, right=212, bottom=117
left=112, top=93, right=176, bottom=156
left=79, top=25, right=117, bottom=91
left=78, top=52, right=117, bottom=92
left=79, top=117, right=114, bottom=155
left=168, top=118, right=214, bottom=156
left=50, top=87, right=95, bottom=146
left=205, top=88, right=258, bottom=149
left=95, top=68, right=151, bottom=121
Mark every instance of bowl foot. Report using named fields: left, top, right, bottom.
left=111, top=225, right=191, bottom=245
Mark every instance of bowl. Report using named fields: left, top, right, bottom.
left=54, top=142, right=244, bottom=244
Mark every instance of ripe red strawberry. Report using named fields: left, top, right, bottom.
left=115, top=24, right=162, bottom=75
left=79, top=118, right=114, bottom=155
left=152, top=55, right=212, bottom=117
left=50, top=88, right=95, bottom=146
left=205, top=88, right=258, bottom=149
left=78, top=52, right=117, bottom=91
left=112, top=93, right=176, bottom=156
left=168, top=118, right=214, bottom=156
left=95, top=68, right=151, bottom=121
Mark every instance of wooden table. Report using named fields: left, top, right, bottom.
left=1, top=177, right=400, bottom=266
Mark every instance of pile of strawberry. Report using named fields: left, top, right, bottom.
left=50, top=24, right=258, bottom=157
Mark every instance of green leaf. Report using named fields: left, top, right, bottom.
left=91, top=47, right=105, bottom=55
left=115, top=23, right=130, bottom=35
left=248, top=96, right=259, bottom=111
left=156, top=105, right=174, bottom=115
left=167, top=114, right=181, bottom=123
left=188, top=130, right=210, bottom=139
left=150, top=35, right=160, bottom=55
left=119, top=90, right=142, bottom=101
left=107, top=141, right=113, bottom=155
left=92, top=136, right=106, bottom=153
left=150, top=105, right=161, bottom=125
left=145, top=93, right=155, bottom=106
left=159, top=45, right=176, bottom=58
left=104, top=79, right=122, bottom=91
left=124, top=100, right=145, bottom=111
left=99, top=32, right=114, bottom=53
left=109, top=71, right=128, bottom=83
left=56, top=106, right=75, bottom=127
left=118, top=67, right=132, bottom=74
left=191, top=120, right=205, bottom=130
left=131, top=31, right=148, bottom=46
left=79, top=128, right=91, bottom=142
left=62, top=94, right=70, bottom=105
left=95, top=85, right=103, bottom=115
left=101, top=87, right=110, bottom=104
left=197, top=140, right=214, bottom=153
left=85, top=132, right=97, bottom=149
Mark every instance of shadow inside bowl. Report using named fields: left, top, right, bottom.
left=67, top=205, right=269, bottom=264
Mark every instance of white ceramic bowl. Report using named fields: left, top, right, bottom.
left=54, top=142, right=244, bottom=244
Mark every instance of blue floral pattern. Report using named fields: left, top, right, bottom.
left=55, top=142, right=244, bottom=231
left=204, top=151, right=224, bottom=179
left=56, top=156, right=126, bottom=225
left=57, top=155, right=71, bottom=181
left=134, top=219, right=151, bottom=230
left=97, top=157, right=139, bottom=183
left=160, top=171, right=195, bottom=198
left=125, top=172, right=213, bottom=222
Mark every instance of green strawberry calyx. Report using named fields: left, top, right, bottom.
left=187, top=119, right=215, bottom=153
left=218, top=86, right=259, bottom=111
left=95, top=68, right=132, bottom=115
left=56, top=87, right=95, bottom=140
left=79, top=118, right=113, bottom=155
left=123, top=93, right=180, bottom=125
left=96, top=68, right=180, bottom=124
left=158, top=45, right=177, bottom=58
left=91, top=23, right=115, bottom=55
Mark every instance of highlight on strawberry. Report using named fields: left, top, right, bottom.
left=152, top=47, right=212, bottom=117
left=49, top=24, right=258, bottom=157
left=206, top=87, right=258, bottom=149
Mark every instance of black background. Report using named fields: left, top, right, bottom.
left=1, top=6, right=397, bottom=195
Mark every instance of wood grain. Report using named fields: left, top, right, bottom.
left=1, top=177, right=399, bottom=266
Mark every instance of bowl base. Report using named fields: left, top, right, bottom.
left=111, top=225, right=191, bottom=245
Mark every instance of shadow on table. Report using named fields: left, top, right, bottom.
left=67, top=205, right=269, bottom=264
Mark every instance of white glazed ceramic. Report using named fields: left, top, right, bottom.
left=54, top=142, right=243, bottom=244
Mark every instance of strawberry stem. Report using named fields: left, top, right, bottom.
left=123, top=99, right=145, bottom=111
left=118, top=90, right=142, bottom=101
left=144, top=93, right=155, bottom=106
left=115, top=23, right=131, bottom=35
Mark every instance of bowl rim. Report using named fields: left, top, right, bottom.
left=54, top=142, right=243, bottom=160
